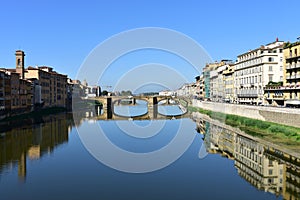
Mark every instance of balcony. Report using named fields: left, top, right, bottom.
left=286, top=54, right=300, bottom=60
left=286, top=74, right=300, bottom=80
left=237, top=93, right=258, bottom=98
left=286, top=64, right=292, bottom=70
left=271, top=94, right=284, bottom=99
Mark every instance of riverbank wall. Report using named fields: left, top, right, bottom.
left=192, top=100, right=300, bottom=128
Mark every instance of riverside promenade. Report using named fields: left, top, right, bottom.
left=192, top=100, right=300, bottom=128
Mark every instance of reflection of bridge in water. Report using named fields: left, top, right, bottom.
left=91, top=96, right=189, bottom=120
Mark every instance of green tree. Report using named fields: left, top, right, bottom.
left=102, top=90, right=108, bottom=96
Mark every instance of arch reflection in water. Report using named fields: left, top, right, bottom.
left=158, top=105, right=185, bottom=116
left=113, top=100, right=148, bottom=118
left=157, top=98, right=187, bottom=117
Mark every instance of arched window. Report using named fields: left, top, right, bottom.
left=17, top=58, right=21, bottom=67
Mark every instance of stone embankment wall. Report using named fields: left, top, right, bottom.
left=192, top=100, right=300, bottom=128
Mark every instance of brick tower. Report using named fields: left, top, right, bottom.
left=15, top=50, right=25, bottom=79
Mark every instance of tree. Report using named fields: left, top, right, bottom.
left=102, top=90, right=108, bottom=96
left=121, top=90, right=132, bottom=96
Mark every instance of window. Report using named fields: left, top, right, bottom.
left=269, top=160, right=273, bottom=166
left=295, top=49, right=298, bottom=56
left=268, top=57, right=274, bottom=62
left=269, top=169, right=273, bottom=175
left=280, top=57, right=283, bottom=62
left=269, top=75, right=273, bottom=82
left=17, top=59, right=21, bottom=67
left=269, top=66, right=273, bottom=71
left=279, top=49, right=283, bottom=53
left=280, top=66, right=283, bottom=71
left=280, top=76, right=283, bottom=81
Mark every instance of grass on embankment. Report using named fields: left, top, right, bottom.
left=72, top=99, right=103, bottom=108
left=188, top=106, right=300, bottom=143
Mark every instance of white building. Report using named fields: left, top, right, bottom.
left=210, top=69, right=218, bottom=101
left=159, top=90, right=174, bottom=96
left=234, top=40, right=284, bottom=105
left=175, top=83, right=198, bottom=98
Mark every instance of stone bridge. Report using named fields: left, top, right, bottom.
left=90, top=95, right=189, bottom=120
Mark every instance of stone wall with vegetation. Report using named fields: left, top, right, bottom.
left=192, top=100, right=300, bottom=128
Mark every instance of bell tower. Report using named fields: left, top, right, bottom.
left=15, top=50, right=25, bottom=79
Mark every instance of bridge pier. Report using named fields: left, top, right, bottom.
left=107, top=98, right=112, bottom=119
left=153, top=97, right=158, bottom=119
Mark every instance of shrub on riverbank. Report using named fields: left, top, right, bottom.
left=189, top=106, right=300, bottom=142
left=73, top=99, right=103, bottom=108
left=0, top=107, right=67, bottom=122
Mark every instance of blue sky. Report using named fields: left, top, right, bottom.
left=0, top=0, right=299, bottom=92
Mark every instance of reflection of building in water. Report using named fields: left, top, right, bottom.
left=235, top=135, right=285, bottom=196
left=0, top=113, right=73, bottom=180
left=28, top=146, right=41, bottom=160
left=72, top=105, right=102, bottom=126
left=199, top=120, right=300, bottom=199
left=205, top=123, right=235, bottom=159
left=18, top=153, right=26, bottom=181
left=265, top=148, right=300, bottom=200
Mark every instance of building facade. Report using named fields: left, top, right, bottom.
left=223, top=64, right=235, bottom=103
left=264, top=41, right=300, bottom=107
left=0, top=70, right=11, bottom=115
left=25, top=66, right=67, bottom=108
left=203, top=62, right=220, bottom=100
left=200, top=75, right=204, bottom=100
left=234, top=40, right=284, bottom=105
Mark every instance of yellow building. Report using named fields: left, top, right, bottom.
left=264, top=41, right=300, bottom=107
left=25, top=66, right=67, bottom=108
left=223, top=64, right=235, bottom=103
left=284, top=41, right=300, bottom=106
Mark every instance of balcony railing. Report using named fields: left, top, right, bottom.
left=286, top=54, right=299, bottom=59
left=237, top=93, right=258, bottom=98
left=286, top=74, right=300, bottom=80
left=286, top=64, right=292, bottom=70
left=272, top=94, right=284, bottom=98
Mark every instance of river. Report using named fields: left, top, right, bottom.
left=0, top=105, right=299, bottom=200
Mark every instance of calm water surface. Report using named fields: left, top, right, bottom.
left=0, top=110, right=299, bottom=200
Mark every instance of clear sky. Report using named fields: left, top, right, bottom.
left=0, top=0, right=299, bottom=92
